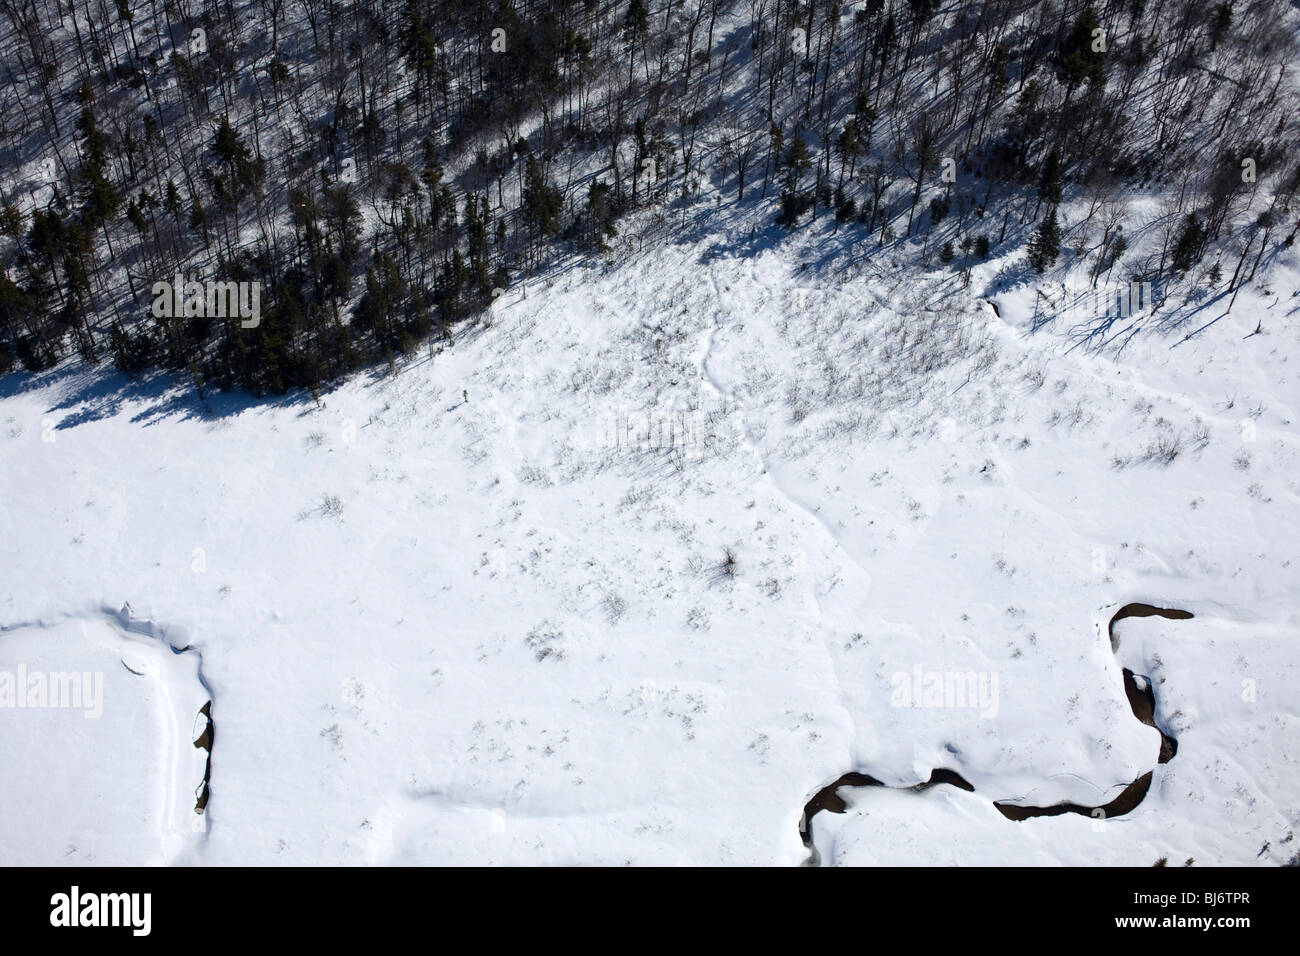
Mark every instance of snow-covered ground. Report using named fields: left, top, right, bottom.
left=0, top=611, right=209, bottom=864
left=2, top=232, right=1297, bottom=865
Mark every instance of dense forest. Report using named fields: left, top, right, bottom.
left=0, top=0, right=1297, bottom=395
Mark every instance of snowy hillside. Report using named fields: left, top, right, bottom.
left=3, top=218, right=1297, bottom=865
left=3, top=0, right=1299, bottom=869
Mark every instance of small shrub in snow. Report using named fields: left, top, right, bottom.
left=721, top=548, right=738, bottom=577
left=602, top=592, right=628, bottom=624
left=686, top=607, right=710, bottom=631
left=1144, top=434, right=1184, bottom=466
left=525, top=623, right=565, bottom=662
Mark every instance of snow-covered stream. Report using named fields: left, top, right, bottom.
left=0, top=609, right=210, bottom=864
left=800, top=603, right=1195, bottom=864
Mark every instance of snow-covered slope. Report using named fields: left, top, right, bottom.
left=2, top=233, right=1297, bottom=865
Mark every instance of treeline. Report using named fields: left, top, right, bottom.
left=0, top=0, right=1297, bottom=394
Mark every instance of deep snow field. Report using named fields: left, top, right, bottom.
left=2, top=230, right=1298, bottom=866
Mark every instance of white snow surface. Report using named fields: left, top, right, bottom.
left=1, top=237, right=1298, bottom=865
left=0, top=612, right=209, bottom=864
